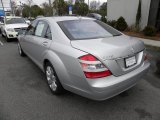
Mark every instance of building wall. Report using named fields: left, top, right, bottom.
left=148, top=0, right=160, bottom=27
left=107, top=0, right=151, bottom=29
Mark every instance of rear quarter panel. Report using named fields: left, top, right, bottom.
left=43, top=41, right=93, bottom=92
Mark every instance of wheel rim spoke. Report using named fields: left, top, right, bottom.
left=46, top=66, right=57, bottom=91
left=18, top=43, right=22, bottom=54
left=50, top=82, right=57, bottom=91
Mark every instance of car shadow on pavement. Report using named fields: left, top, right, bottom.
left=155, top=59, right=160, bottom=78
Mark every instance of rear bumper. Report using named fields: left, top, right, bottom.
left=85, top=61, right=150, bottom=100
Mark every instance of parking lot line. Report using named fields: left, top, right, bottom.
left=0, top=40, right=4, bottom=46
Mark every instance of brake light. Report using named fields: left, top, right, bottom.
left=144, top=54, right=148, bottom=61
left=79, top=54, right=112, bottom=79
left=79, top=54, right=97, bottom=61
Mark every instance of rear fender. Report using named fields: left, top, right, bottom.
left=43, top=51, right=71, bottom=86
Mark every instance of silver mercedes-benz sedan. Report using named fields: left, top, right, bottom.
left=18, top=16, right=150, bottom=100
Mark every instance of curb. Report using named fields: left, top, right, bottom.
left=146, top=45, right=160, bottom=51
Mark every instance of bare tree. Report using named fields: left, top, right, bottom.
left=90, top=1, right=100, bottom=10
left=11, top=1, right=17, bottom=16
left=27, top=0, right=32, bottom=17
left=41, top=2, right=53, bottom=16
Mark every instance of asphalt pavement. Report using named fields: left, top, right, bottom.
left=0, top=36, right=160, bottom=120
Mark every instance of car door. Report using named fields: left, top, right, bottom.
left=29, top=20, right=52, bottom=68
left=21, top=20, right=38, bottom=56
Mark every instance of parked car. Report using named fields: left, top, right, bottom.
left=87, top=13, right=102, bottom=20
left=64, top=14, right=78, bottom=16
left=0, top=16, right=4, bottom=33
left=36, top=15, right=44, bottom=19
left=1, top=16, right=28, bottom=42
left=18, top=17, right=150, bottom=100
left=24, top=18, right=31, bottom=25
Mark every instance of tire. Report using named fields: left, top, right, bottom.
left=4, top=32, right=10, bottom=42
left=2, top=33, right=4, bottom=37
left=45, top=62, right=64, bottom=94
left=5, top=36, right=10, bottom=42
left=18, top=42, right=26, bottom=57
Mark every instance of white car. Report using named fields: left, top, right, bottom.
left=1, top=16, right=28, bottom=42
left=24, top=18, right=31, bottom=25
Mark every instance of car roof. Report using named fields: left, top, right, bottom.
left=37, top=16, right=94, bottom=22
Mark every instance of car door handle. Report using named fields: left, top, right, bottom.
left=42, top=41, right=48, bottom=46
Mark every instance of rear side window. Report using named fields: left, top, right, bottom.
left=45, top=27, right=52, bottom=40
left=58, top=20, right=122, bottom=40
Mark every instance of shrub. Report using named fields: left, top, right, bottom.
left=156, top=59, right=160, bottom=76
left=107, top=20, right=117, bottom=28
left=116, top=16, right=128, bottom=31
left=101, top=16, right=107, bottom=23
left=143, top=26, right=157, bottom=36
left=127, top=25, right=141, bottom=32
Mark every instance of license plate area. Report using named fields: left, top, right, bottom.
left=125, top=56, right=136, bottom=68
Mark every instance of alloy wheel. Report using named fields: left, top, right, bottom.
left=18, top=43, right=22, bottom=55
left=46, top=66, right=57, bottom=91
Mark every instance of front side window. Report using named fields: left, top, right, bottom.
left=58, top=20, right=122, bottom=40
left=26, top=20, right=38, bottom=35
left=35, top=21, right=48, bottom=38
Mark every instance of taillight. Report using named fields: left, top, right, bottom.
left=144, top=53, right=148, bottom=61
left=79, top=54, right=112, bottom=79
left=79, top=54, right=97, bottom=61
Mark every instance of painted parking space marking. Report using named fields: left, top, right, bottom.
left=0, top=40, right=3, bottom=46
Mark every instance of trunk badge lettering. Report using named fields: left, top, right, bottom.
left=103, top=55, right=114, bottom=60
left=131, top=47, right=135, bottom=54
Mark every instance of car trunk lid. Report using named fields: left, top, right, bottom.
left=71, top=35, right=145, bottom=76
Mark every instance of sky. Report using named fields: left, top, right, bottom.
left=0, top=0, right=107, bottom=10
left=17, top=0, right=107, bottom=6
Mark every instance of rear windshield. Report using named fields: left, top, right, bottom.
left=58, top=20, right=122, bottom=40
